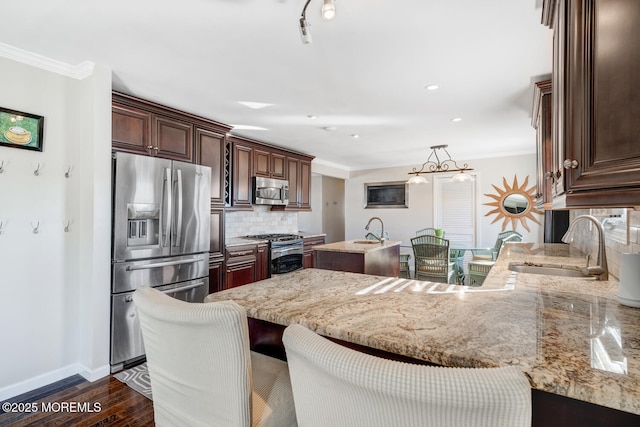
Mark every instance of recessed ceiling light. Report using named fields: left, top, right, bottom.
left=425, top=84, right=439, bottom=90
left=451, top=117, right=462, bottom=122
left=323, top=126, right=337, bottom=132
left=237, top=101, right=273, bottom=109
left=351, top=134, right=360, bottom=139
left=307, top=114, right=318, bottom=119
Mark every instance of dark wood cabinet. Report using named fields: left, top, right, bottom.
left=303, top=236, right=326, bottom=268
left=284, top=156, right=313, bottom=211
left=112, top=103, right=152, bottom=155
left=286, top=157, right=300, bottom=209
left=151, top=114, right=193, bottom=161
left=532, top=80, right=553, bottom=210
left=229, top=138, right=253, bottom=210
left=225, top=244, right=257, bottom=289
left=543, top=0, right=640, bottom=207
left=256, top=243, right=269, bottom=281
left=195, top=127, right=227, bottom=206
left=253, top=147, right=286, bottom=179
left=208, top=257, right=224, bottom=294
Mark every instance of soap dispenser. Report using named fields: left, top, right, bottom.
left=618, top=253, right=640, bottom=308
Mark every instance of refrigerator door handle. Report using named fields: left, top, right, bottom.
left=174, top=168, right=183, bottom=247
left=125, top=258, right=200, bottom=271
left=162, top=167, right=172, bottom=247
left=161, top=280, right=205, bottom=295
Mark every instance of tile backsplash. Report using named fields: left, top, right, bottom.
left=568, top=209, right=640, bottom=280
left=225, top=205, right=298, bottom=238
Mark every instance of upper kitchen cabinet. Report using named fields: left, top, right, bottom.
left=284, top=156, right=313, bottom=211
left=543, top=0, right=640, bottom=207
left=531, top=80, right=553, bottom=210
left=195, top=126, right=229, bottom=206
left=253, top=147, right=286, bottom=179
left=227, top=135, right=254, bottom=210
left=112, top=93, right=193, bottom=161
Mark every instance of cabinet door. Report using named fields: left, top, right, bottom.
left=208, top=258, right=224, bottom=293
left=550, top=0, right=567, bottom=201
left=563, top=0, right=640, bottom=206
left=152, top=114, right=193, bottom=162
left=532, top=80, right=553, bottom=210
left=286, top=157, right=300, bottom=208
left=225, top=262, right=256, bottom=289
left=196, top=127, right=226, bottom=205
left=299, top=159, right=312, bottom=210
left=233, top=143, right=253, bottom=208
left=256, top=243, right=269, bottom=281
left=253, top=148, right=271, bottom=177
left=271, top=153, right=286, bottom=179
left=112, top=103, right=152, bottom=156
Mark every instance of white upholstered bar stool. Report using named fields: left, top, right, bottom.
left=282, top=324, right=531, bottom=427
left=133, top=286, right=297, bottom=427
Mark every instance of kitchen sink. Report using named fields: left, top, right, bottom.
left=508, top=263, right=586, bottom=278
left=351, top=240, right=382, bottom=244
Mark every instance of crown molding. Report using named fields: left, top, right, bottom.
left=0, top=42, right=94, bottom=80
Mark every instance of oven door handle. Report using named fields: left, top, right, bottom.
left=271, top=247, right=303, bottom=257
left=161, top=281, right=205, bottom=296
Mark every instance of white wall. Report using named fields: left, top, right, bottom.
left=0, top=57, right=112, bottom=400
left=344, top=154, right=543, bottom=251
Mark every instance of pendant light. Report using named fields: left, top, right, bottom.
left=407, top=145, right=474, bottom=184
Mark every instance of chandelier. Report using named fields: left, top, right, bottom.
left=299, top=0, right=336, bottom=44
left=407, top=145, right=474, bottom=184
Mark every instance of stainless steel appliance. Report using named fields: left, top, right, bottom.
left=110, top=152, right=211, bottom=372
left=252, top=177, right=289, bottom=206
left=245, top=234, right=303, bottom=276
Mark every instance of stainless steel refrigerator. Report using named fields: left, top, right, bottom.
left=110, top=152, right=211, bottom=372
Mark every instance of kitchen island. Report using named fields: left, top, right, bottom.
left=205, top=243, right=640, bottom=426
left=313, top=239, right=401, bottom=277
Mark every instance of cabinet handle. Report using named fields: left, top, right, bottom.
left=147, top=145, right=154, bottom=155
left=563, top=159, right=578, bottom=169
left=153, top=146, right=159, bottom=152
left=544, top=171, right=555, bottom=180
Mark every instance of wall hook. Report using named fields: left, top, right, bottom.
left=31, top=221, right=40, bottom=234
left=65, top=165, right=71, bottom=178
left=0, top=160, right=4, bottom=173
left=34, top=163, right=41, bottom=176
left=64, top=220, right=71, bottom=232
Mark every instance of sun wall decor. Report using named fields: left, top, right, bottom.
left=483, top=175, right=543, bottom=232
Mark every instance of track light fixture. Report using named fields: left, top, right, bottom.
left=407, top=145, right=474, bottom=184
left=299, top=0, right=336, bottom=44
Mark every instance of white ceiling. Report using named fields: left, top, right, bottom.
left=0, top=0, right=552, bottom=171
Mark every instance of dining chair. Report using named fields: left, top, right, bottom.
left=468, top=232, right=524, bottom=286
left=133, top=286, right=297, bottom=427
left=410, top=235, right=455, bottom=284
left=472, top=231, right=523, bottom=261
left=282, top=323, right=532, bottom=427
left=416, top=227, right=446, bottom=238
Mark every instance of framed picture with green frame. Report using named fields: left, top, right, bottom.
left=0, top=106, right=44, bottom=152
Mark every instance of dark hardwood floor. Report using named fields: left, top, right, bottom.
left=0, top=376, right=154, bottom=426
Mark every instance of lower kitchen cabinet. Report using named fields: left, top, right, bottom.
left=208, top=257, right=224, bottom=294
left=256, top=243, right=269, bottom=281
left=303, top=236, right=326, bottom=268
left=225, top=244, right=257, bottom=289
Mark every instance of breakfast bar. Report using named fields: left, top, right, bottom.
left=205, top=243, right=640, bottom=426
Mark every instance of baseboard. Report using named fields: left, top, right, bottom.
left=77, top=362, right=110, bottom=382
left=0, top=362, right=110, bottom=402
left=0, top=364, right=79, bottom=402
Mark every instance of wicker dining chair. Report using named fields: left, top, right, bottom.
left=469, top=232, right=524, bottom=286
left=472, top=231, right=523, bottom=261
left=410, top=235, right=455, bottom=284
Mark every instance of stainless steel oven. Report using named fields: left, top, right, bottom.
left=245, top=234, right=303, bottom=276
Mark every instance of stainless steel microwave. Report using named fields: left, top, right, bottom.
left=252, top=177, right=289, bottom=205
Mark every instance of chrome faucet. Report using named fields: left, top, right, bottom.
left=561, top=214, right=609, bottom=280
left=365, top=217, right=385, bottom=243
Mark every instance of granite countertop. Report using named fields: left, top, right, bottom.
left=298, top=231, right=327, bottom=239
left=225, top=237, right=267, bottom=247
left=313, top=240, right=401, bottom=254
left=205, top=243, right=640, bottom=415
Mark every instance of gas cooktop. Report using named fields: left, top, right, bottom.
left=245, top=233, right=301, bottom=242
